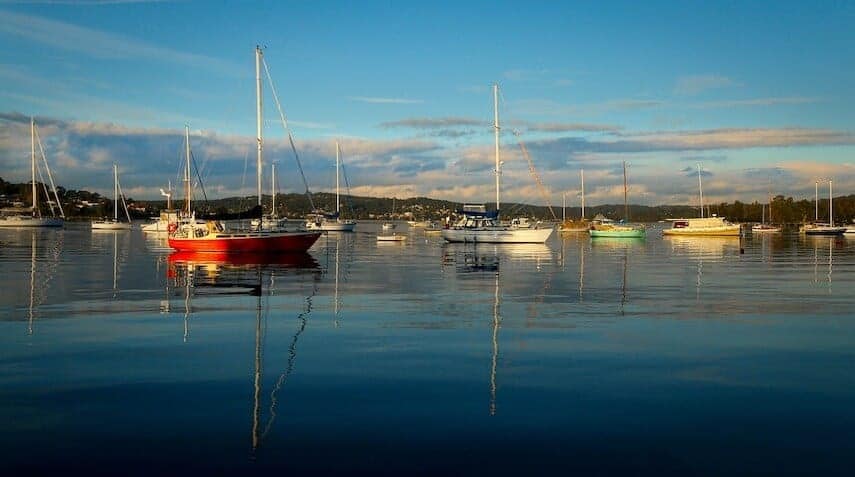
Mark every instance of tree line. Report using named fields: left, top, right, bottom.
left=3, top=177, right=854, bottom=224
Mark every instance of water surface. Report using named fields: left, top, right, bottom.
left=1, top=223, right=854, bottom=475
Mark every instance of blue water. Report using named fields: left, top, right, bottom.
left=1, top=223, right=854, bottom=475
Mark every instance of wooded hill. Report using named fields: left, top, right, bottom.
left=2, top=177, right=854, bottom=224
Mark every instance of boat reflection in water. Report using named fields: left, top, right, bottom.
left=805, top=236, right=838, bottom=291
left=166, top=249, right=321, bottom=459
left=664, top=235, right=741, bottom=260
left=441, top=243, right=555, bottom=416
left=590, top=236, right=643, bottom=315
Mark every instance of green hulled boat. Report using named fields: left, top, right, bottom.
left=588, top=161, right=646, bottom=239
left=590, top=225, right=646, bottom=238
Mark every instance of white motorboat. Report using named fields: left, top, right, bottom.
left=662, top=163, right=740, bottom=237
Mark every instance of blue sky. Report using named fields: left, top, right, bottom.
left=1, top=0, right=854, bottom=207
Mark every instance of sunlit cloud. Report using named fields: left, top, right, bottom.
left=3, top=112, right=854, bottom=206
left=379, top=117, right=485, bottom=129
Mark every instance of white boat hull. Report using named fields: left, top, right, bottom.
left=141, top=221, right=169, bottom=233
left=377, top=234, right=406, bottom=241
left=441, top=227, right=553, bottom=243
left=306, top=221, right=356, bottom=232
left=92, top=221, right=132, bottom=230
left=804, top=226, right=846, bottom=236
left=0, top=216, right=64, bottom=227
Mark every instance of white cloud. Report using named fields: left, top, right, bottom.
left=0, top=9, right=238, bottom=75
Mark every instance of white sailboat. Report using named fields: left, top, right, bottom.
left=802, top=179, right=846, bottom=235
left=441, top=84, right=553, bottom=244
left=306, top=141, right=356, bottom=231
left=752, top=187, right=781, bottom=233
left=92, top=163, right=133, bottom=230
left=382, top=197, right=396, bottom=231
left=0, top=118, right=65, bottom=227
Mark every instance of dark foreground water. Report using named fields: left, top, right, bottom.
left=1, top=222, right=854, bottom=475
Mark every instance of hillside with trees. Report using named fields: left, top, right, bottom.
left=2, top=177, right=854, bottom=224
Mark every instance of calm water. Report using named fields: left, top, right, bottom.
left=1, top=222, right=854, bottom=475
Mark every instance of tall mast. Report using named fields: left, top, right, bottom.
left=697, top=163, right=704, bottom=218
left=493, top=83, right=501, bottom=213
left=581, top=169, right=585, bottom=219
left=256, top=46, right=264, bottom=207
left=815, top=180, right=819, bottom=221
left=562, top=192, right=566, bottom=222
left=184, top=124, right=191, bottom=215
left=31, top=117, right=37, bottom=217
left=623, top=161, right=629, bottom=221
left=335, top=141, right=341, bottom=214
left=113, top=163, right=118, bottom=220
left=271, top=163, right=276, bottom=217
left=768, top=186, right=772, bottom=224
left=829, top=179, right=833, bottom=226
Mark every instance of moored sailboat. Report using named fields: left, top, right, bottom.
left=92, top=163, right=133, bottom=230
left=0, top=118, right=65, bottom=228
left=168, top=46, right=321, bottom=253
left=752, top=187, right=781, bottom=233
left=589, top=161, right=645, bottom=238
left=441, top=84, right=553, bottom=244
left=305, top=141, right=356, bottom=232
left=802, top=179, right=845, bottom=236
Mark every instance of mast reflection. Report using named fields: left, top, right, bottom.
left=165, top=250, right=321, bottom=459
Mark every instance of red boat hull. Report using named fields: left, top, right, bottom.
left=168, top=231, right=322, bottom=253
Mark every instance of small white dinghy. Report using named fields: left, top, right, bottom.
left=377, top=233, right=406, bottom=242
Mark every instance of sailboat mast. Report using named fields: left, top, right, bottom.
left=493, top=83, right=501, bottom=213
left=581, top=169, right=585, bottom=219
left=768, top=187, right=772, bottom=224
left=623, top=161, right=629, bottom=221
left=256, top=46, right=264, bottom=208
left=31, top=117, right=37, bottom=217
left=829, top=179, right=833, bottom=225
left=184, top=125, right=191, bottom=215
left=562, top=192, right=566, bottom=222
left=336, top=141, right=341, bottom=214
left=113, top=163, right=118, bottom=220
left=815, top=180, right=819, bottom=221
left=271, top=163, right=276, bottom=217
left=697, top=163, right=704, bottom=218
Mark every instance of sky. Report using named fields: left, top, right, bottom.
left=1, top=0, right=854, bottom=208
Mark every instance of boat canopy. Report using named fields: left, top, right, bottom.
left=311, top=210, right=340, bottom=220
left=457, top=208, right=499, bottom=219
